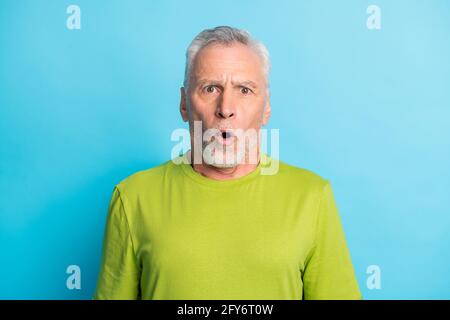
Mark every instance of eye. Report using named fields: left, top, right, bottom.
left=204, top=85, right=218, bottom=94
left=240, top=87, right=252, bottom=95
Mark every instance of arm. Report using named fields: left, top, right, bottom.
left=302, top=181, right=362, bottom=300
left=93, top=186, right=141, bottom=299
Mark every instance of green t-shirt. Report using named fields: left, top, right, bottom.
left=93, top=152, right=361, bottom=300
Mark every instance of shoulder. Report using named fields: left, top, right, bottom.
left=114, top=159, right=178, bottom=199
left=266, top=155, right=330, bottom=192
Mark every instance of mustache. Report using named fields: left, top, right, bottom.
left=208, top=122, right=235, bottom=131
left=203, top=123, right=236, bottom=137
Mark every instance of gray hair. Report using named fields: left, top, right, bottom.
left=183, top=26, right=271, bottom=91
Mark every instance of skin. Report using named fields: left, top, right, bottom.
left=179, top=42, right=271, bottom=180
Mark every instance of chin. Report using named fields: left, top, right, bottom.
left=208, top=162, right=237, bottom=169
left=203, top=148, right=245, bottom=168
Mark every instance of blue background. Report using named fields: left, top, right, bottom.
left=1, top=0, right=449, bottom=299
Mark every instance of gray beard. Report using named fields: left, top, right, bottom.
left=202, top=140, right=246, bottom=168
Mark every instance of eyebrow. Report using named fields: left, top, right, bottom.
left=196, top=79, right=259, bottom=89
left=236, top=80, right=258, bottom=89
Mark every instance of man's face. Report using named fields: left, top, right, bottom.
left=180, top=42, right=271, bottom=167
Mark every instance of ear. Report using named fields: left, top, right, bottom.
left=180, top=87, right=189, bottom=122
left=262, top=100, right=271, bottom=126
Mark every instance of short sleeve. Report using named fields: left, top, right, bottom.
left=93, top=186, right=141, bottom=299
left=302, top=181, right=362, bottom=300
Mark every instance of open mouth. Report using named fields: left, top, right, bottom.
left=221, top=131, right=233, bottom=139
left=215, top=129, right=235, bottom=145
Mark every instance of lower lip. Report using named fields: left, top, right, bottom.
left=215, top=134, right=236, bottom=146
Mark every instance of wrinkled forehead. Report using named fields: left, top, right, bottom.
left=191, top=43, right=266, bottom=85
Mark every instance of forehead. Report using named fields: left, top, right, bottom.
left=191, top=42, right=265, bottom=82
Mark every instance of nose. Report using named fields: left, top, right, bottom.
left=215, top=89, right=235, bottom=119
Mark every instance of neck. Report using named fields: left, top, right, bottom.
left=188, top=149, right=260, bottom=181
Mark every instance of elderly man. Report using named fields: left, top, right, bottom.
left=94, top=26, right=361, bottom=300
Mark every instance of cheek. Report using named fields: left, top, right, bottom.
left=189, top=105, right=217, bottom=128
left=242, top=101, right=266, bottom=127
left=189, top=95, right=217, bottom=118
